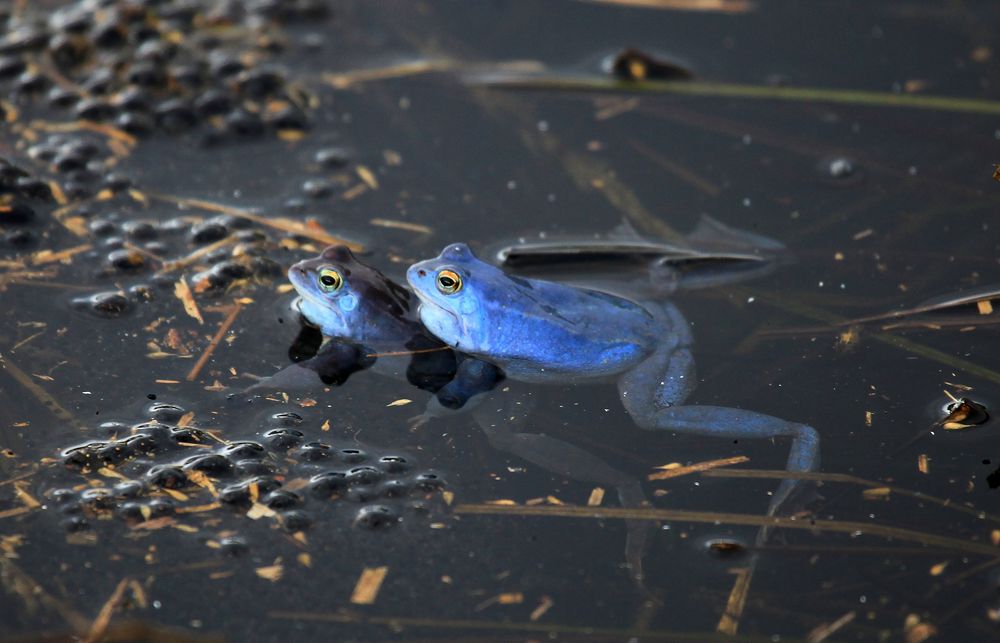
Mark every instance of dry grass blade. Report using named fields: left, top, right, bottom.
left=0, top=353, right=86, bottom=430
left=83, top=578, right=131, bottom=643
left=454, top=503, right=1000, bottom=557
left=702, top=468, right=1000, bottom=523
left=0, top=558, right=90, bottom=633
left=350, top=566, right=389, bottom=605
left=268, top=609, right=778, bottom=640
left=150, top=194, right=363, bottom=251
left=648, top=455, right=748, bottom=480
left=580, top=0, right=754, bottom=13
left=186, top=302, right=243, bottom=381
left=716, top=567, right=753, bottom=634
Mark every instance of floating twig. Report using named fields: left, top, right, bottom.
left=648, top=455, right=748, bottom=480
left=83, top=578, right=131, bottom=643
left=186, top=303, right=243, bottom=382
left=454, top=503, right=1000, bottom=557
left=150, top=194, right=363, bottom=251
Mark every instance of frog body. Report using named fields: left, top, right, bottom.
left=408, top=243, right=820, bottom=514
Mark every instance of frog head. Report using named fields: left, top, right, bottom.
left=406, top=243, right=495, bottom=353
left=288, top=245, right=415, bottom=343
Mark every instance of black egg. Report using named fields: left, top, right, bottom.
left=145, top=465, right=189, bottom=489
left=116, top=112, right=154, bottom=136
left=263, top=428, right=304, bottom=450
left=413, top=471, right=445, bottom=491
left=235, top=459, right=276, bottom=476
left=219, top=483, right=251, bottom=505
left=236, top=67, right=284, bottom=98
left=146, top=402, right=185, bottom=422
left=315, top=147, right=351, bottom=168
left=280, top=510, right=311, bottom=532
left=347, top=466, right=383, bottom=485
left=223, top=441, right=266, bottom=460
left=189, top=221, right=228, bottom=244
left=298, top=442, right=332, bottom=461
left=378, top=455, right=409, bottom=473
left=218, top=536, right=249, bottom=557
left=378, top=479, right=410, bottom=498
left=106, top=248, right=147, bottom=271
left=308, top=471, right=347, bottom=498
left=353, top=505, right=400, bottom=530
left=224, top=109, right=264, bottom=137
left=114, top=480, right=145, bottom=498
left=155, top=99, right=198, bottom=131
left=182, top=453, right=234, bottom=476
left=47, top=87, right=80, bottom=109
left=338, top=449, right=367, bottom=464
left=263, top=489, right=302, bottom=509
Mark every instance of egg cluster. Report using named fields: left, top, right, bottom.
left=0, top=0, right=327, bottom=143
left=50, top=402, right=448, bottom=539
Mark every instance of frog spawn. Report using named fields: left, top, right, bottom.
left=0, top=0, right=324, bottom=145
left=50, top=403, right=447, bottom=544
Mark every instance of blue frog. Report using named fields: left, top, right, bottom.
left=407, top=243, right=820, bottom=515
left=281, top=245, right=652, bottom=580
left=281, top=245, right=500, bottom=408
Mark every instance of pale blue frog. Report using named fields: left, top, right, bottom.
left=407, top=243, right=820, bottom=515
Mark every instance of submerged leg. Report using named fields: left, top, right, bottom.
left=473, top=388, right=651, bottom=583
left=621, top=303, right=820, bottom=515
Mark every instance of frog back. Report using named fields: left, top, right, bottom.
left=476, top=275, right=658, bottom=381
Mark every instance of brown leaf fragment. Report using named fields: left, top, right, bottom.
left=648, top=455, right=749, bottom=480
left=247, top=502, right=276, bottom=520
left=356, top=165, right=379, bottom=189
left=587, top=487, right=606, bottom=506
left=806, top=611, right=856, bottom=643
left=130, top=517, right=175, bottom=530
left=175, top=502, right=221, bottom=514
left=256, top=563, right=283, bottom=582
left=530, top=596, right=554, bottom=621
left=297, top=553, right=312, bottom=568
left=350, top=566, right=388, bottom=605
left=173, top=279, right=204, bottom=324
left=991, top=529, right=1000, bottom=546
left=918, top=454, right=930, bottom=474
left=31, top=244, right=93, bottom=265
left=13, top=482, right=40, bottom=508
left=929, top=561, right=948, bottom=576
left=904, top=614, right=937, bottom=643
left=298, top=398, right=317, bottom=408
left=498, top=592, right=523, bottom=604
left=978, top=299, right=994, bottom=315
left=865, top=411, right=873, bottom=427
left=369, top=218, right=433, bottom=234
left=862, top=487, right=891, bottom=500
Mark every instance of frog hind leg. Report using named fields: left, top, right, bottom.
left=619, top=303, right=820, bottom=516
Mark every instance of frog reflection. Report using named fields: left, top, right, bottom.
left=408, top=243, right=820, bottom=516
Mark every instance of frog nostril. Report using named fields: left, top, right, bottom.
left=417, top=269, right=426, bottom=278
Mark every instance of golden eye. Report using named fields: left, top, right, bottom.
left=436, top=269, right=462, bottom=295
left=318, top=268, right=343, bottom=292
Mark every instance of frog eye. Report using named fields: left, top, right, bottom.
left=317, top=268, right=343, bottom=293
left=436, top=269, right=462, bottom=295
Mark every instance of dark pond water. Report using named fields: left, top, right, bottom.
left=1, top=1, right=999, bottom=641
